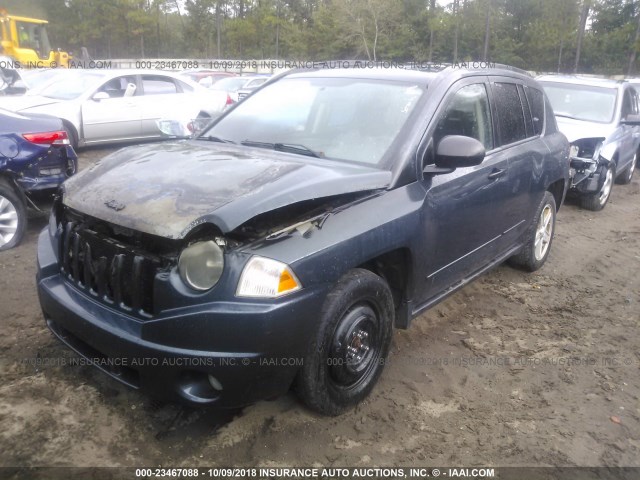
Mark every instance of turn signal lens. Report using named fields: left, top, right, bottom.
left=236, top=256, right=302, bottom=298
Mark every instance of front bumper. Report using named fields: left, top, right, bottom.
left=569, top=155, right=610, bottom=193
left=37, top=229, right=328, bottom=407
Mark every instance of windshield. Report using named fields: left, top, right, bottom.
left=202, top=77, right=425, bottom=165
left=35, top=72, right=106, bottom=100
left=541, top=82, right=618, bottom=124
left=16, top=21, right=52, bottom=60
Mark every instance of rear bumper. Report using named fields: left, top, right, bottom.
left=37, top=229, right=327, bottom=407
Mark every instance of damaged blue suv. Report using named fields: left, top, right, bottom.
left=37, top=67, right=569, bottom=415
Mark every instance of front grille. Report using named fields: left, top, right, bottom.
left=58, top=218, right=163, bottom=316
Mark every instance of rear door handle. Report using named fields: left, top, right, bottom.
left=488, top=168, right=506, bottom=179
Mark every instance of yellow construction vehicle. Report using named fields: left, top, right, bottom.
left=0, top=9, right=70, bottom=68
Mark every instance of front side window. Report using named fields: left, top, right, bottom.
left=621, top=88, right=637, bottom=118
left=434, top=83, right=493, bottom=151
left=202, top=77, right=425, bottom=166
left=493, top=82, right=527, bottom=146
left=97, top=76, right=138, bottom=98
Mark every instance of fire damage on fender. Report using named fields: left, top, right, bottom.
left=37, top=66, right=570, bottom=415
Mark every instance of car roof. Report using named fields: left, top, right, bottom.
left=537, top=74, right=624, bottom=89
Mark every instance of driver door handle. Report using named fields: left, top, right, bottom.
left=488, top=168, right=506, bottom=179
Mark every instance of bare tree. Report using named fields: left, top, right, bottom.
left=482, top=0, right=491, bottom=61
left=627, top=6, right=640, bottom=76
left=574, top=0, right=590, bottom=73
left=453, top=0, right=460, bottom=62
left=428, top=0, right=436, bottom=62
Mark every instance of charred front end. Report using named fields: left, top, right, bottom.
left=37, top=196, right=330, bottom=406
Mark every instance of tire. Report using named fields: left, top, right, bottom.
left=509, top=191, right=557, bottom=272
left=0, top=180, right=27, bottom=251
left=296, top=268, right=394, bottom=416
left=616, top=152, right=636, bottom=185
left=579, top=162, right=614, bottom=211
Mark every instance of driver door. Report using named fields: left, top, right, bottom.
left=416, top=80, right=512, bottom=304
left=81, top=75, right=142, bottom=143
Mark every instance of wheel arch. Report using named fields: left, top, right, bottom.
left=547, top=178, right=565, bottom=211
left=60, top=119, right=80, bottom=149
left=356, top=247, right=414, bottom=330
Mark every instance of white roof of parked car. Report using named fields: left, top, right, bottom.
left=537, top=74, right=624, bottom=89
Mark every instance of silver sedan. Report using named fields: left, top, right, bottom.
left=0, top=69, right=228, bottom=148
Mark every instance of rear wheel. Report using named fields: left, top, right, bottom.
left=296, top=269, right=394, bottom=416
left=616, top=152, right=636, bottom=185
left=509, top=191, right=556, bottom=272
left=0, top=180, right=27, bottom=251
left=579, top=162, right=614, bottom=211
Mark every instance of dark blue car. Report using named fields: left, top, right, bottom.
left=0, top=108, right=77, bottom=251
left=38, top=66, right=569, bottom=415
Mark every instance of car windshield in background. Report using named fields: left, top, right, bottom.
left=36, top=72, right=106, bottom=100
left=211, top=77, right=250, bottom=91
left=541, top=82, right=618, bottom=124
left=202, top=77, right=425, bottom=165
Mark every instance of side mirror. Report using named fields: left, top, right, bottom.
left=621, top=113, right=640, bottom=125
left=92, top=91, right=110, bottom=101
left=433, top=135, right=485, bottom=170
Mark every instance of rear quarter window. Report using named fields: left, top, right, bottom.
left=525, top=86, right=546, bottom=136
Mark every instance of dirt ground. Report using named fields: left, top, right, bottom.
left=0, top=144, right=639, bottom=470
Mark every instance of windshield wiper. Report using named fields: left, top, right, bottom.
left=197, top=135, right=236, bottom=144
left=241, top=140, right=322, bottom=158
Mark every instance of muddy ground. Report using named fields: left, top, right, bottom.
left=0, top=144, right=639, bottom=471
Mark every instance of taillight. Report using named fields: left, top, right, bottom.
left=23, top=131, right=70, bottom=146
left=226, top=94, right=233, bottom=106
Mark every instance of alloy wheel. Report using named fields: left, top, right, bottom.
left=534, top=204, right=553, bottom=261
left=0, top=195, right=19, bottom=248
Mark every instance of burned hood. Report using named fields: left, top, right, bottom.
left=62, top=141, right=391, bottom=239
left=555, top=116, right=615, bottom=144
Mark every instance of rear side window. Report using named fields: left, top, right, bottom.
left=525, top=86, right=545, bottom=136
left=493, top=82, right=526, bottom=145
left=142, top=75, right=178, bottom=95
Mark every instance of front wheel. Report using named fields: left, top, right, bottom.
left=296, top=269, right=394, bottom=416
left=509, top=191, right=557, bottom=272
left=579, top=162, right=614, bottom=211
left=0, top=180, right=27, bottom=251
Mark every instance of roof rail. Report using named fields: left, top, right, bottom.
left=491, top=63, right=533, bottom=77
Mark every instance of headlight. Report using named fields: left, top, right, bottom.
left=178, top=240, right=224, bottom=291
left=236, top=256, right=302, bottom=298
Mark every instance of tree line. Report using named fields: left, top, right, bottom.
left=5, top=0, right=640, bottom=75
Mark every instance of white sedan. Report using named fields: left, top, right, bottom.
left=0, top=69, right=228, bottom=148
